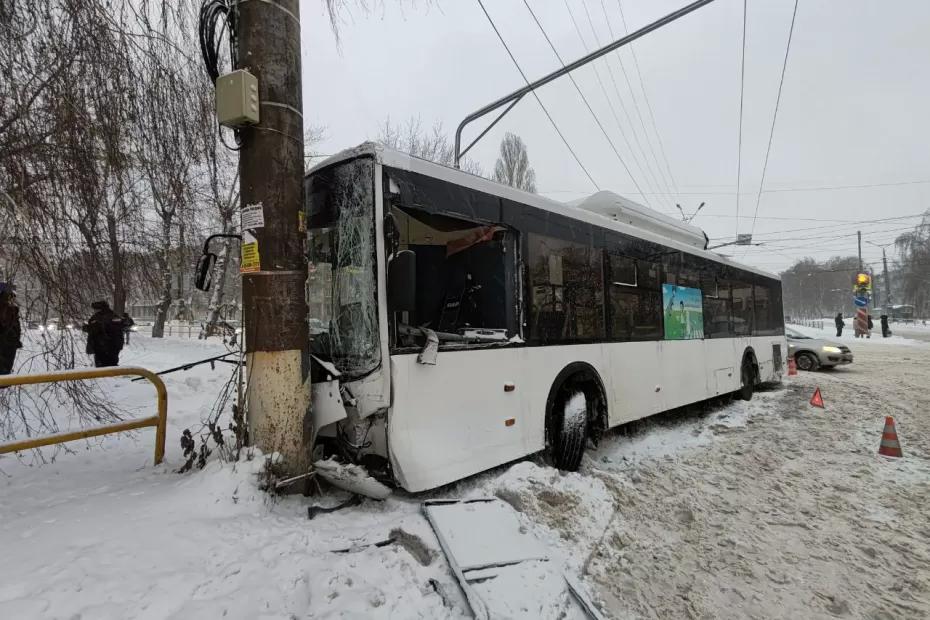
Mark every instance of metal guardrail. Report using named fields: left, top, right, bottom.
left=0, top=366, right=167, bottom=465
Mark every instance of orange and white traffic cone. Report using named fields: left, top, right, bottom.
left=878, top=416, right=903, bottom=458
left=787, top=356, right=797, bottom=376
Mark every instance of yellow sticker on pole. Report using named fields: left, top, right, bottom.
left=240, top=241, right=260, bottom=273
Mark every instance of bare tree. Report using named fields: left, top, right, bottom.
left=493, top=132, right=537, bottom=193
left=377, top=116, right=484, bottom=176
left=895, top=211, right=930, bottom=317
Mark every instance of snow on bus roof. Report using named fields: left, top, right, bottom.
left=309, top=142, right=780, bottom=281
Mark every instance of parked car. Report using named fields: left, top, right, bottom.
left=786, top=327, right=853, bottom=370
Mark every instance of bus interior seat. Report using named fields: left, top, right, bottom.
left=407, top=238, right=509, bottom=333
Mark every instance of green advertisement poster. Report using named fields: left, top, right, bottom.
left=663, top=284, right=704, bottom=340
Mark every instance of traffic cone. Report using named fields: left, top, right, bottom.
left=878, top=416, right=903, bottom=458
left=787, top=356, right=797, bottom=376
left=809, top=387, right=824, bottom=409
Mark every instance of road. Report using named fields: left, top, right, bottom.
left=581, top=341, right=930, bottom=619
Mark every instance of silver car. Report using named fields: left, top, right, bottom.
left=786, top=327, right=853, bottom=371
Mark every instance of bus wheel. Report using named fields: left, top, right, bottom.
left=550, top=390, right=588, bottom=471
left=739, top=359, right=755, bottom=401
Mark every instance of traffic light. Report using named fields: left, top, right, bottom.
left=856, top=273, right=871, bottom=287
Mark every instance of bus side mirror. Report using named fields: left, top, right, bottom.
left=388, top=250, right=416, bottom=312
left=195, top=253, right=217, bottom=291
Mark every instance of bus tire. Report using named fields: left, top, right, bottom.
left=545, top=364, right=606, bottom=471
left=551, top=391, right=588, bottom=471
left=739, top=358, right=755, bottom=401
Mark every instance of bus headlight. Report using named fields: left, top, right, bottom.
left=822, top=346, right=842, bottom=354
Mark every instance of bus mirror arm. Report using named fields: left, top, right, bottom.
left=388, top=250, right=417, bottom=313
left=195, top=233, right=243, bottom=292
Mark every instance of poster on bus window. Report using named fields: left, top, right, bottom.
left=662, top=284, right=705, bottom=340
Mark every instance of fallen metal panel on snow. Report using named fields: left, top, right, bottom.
left=424, top=498, right=548, bottom=571
left=423, top=498, right=605, bottom=620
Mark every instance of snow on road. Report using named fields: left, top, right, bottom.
left=1, top=334, right=929, bottom=619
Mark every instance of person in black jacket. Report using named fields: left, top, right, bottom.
left=121, top=312, right=135, bottom=345
left=880, top=314, right=891, bottom=338
left=834, top=313, right=844, bottom=338
left=84, top=301, right=124, bottom=367
left=0, top=283, right=22, bottom=375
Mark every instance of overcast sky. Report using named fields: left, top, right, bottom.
left=299, top=0, right=930, bottom=274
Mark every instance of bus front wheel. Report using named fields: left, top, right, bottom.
left=739, top=359, right=755, bottom=401
left=549, top=390, right=588, bottom=471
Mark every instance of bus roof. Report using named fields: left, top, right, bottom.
left=309, top=142, right=780, bottom=281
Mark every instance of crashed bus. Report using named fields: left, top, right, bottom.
left=306, top=143, right=785, bottom=492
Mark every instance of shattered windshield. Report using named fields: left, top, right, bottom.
left=306, top=157, right=380, bottom=377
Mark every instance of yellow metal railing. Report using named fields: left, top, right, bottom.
left=0, top=366, right=167, bottom=465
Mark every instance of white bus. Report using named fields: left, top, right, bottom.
left=306, top=143, right=785, bottom=492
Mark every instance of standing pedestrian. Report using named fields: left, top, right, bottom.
left=0, top=283, right=23, bottom=375
left=867, top=314, right=874, bottom=339
left=880, top=314, right=891, bottom=338
left=83, top=301, right=124, bottom=367
left=121, top=312, right=135, bottom=345
left=834, top=312, right=844, bottom=338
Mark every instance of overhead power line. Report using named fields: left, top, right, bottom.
left=542, top=178, right=930, bottom=196
left=569, top=0, right=672, bottom=210
left=555, top=0, right=663, bottom=207
left=521, top=0, right=652, bottom=206
left=707, top=212, right=927, bottom=238
left=615, top=0, right=681, bottom=198
left=745, top=0, right=800, bottom=242
left=735, top=0, right=747, bottom=238
left=475, top=0, right=600, bottom=190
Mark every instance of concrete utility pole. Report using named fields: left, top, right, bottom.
left=882, top=249, right=892, bottom=310
left=236, top=0, right=311, bottom=473
left=867, top=241, right=893, bottom=312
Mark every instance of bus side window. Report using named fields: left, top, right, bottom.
left=704, top=280, right=732, bottom=338
left=607, top=255, right=661, bottom=341
left=528, top=233, right=605, bottom=343
left=731, top=282, right=754, bottom=335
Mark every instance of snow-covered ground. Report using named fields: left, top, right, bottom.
left=1, top=333, right=928, bottom=619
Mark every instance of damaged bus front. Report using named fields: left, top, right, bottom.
left=305, top=145, right=525, bottom=491
left=306, top=152, right=393, bottom=479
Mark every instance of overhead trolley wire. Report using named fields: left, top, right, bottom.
left=563, top=0, right=673, bottom=212
left=707, top=212, right=927, bottom=239
left=735, top=0, right=747, bottom=238
left=475, top=0, right=601, bottom=190
left=553, top=0, right=664, bottom=208
left=745, top=0, right=800, bottom=245
left=615, top=0, right=681, bottom=198
left=593, top=0, right=677, bottom=208
left=519, top=0, right=653, bottom=206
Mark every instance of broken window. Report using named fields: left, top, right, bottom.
left=388, top=205, right=517, bottom=350
left=306, top=157, right=380, bottom=377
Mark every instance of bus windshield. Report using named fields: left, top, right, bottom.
left=306, top=157, right=380, bottom=377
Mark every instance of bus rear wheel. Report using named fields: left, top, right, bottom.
left=549, top=390, right=588, bottom=471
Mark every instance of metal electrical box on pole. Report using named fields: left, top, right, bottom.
left=235, top=0, right=312, bottom=474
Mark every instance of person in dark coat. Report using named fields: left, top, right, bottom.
left=84, top=300, right=124, bottom=367
left=0, top=283, right=23, bottom=375
left=867, top=314, right=874, bottom=338
left=121, top=312, right=135, bottom=345
left=834, top=313, right=844, bottom=338
left=880, top=314, right=891, bottom=338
